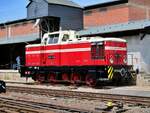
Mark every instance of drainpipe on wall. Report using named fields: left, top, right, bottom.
left=5, top=25, right=11, bottom=39
left=3, top=23, right=7, bottom=40
left=8, top=26, right=11, bottom=38
left=146, top=8, right=149, bottom=19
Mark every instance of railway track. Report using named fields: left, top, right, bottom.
left=0, top=96, right=93, bottom=113
left=7, top=86, right=150, bottom=106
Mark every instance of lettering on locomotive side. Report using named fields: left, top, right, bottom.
left=48, top=56, right=55, bottom=59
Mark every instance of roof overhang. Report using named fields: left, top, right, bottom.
left=27, top=0, right=82, bottom=9
left=84, top=0, right=128, bottom=10
left=26, top=0, right=32, bottom=8
left=46, top=0, right=82, bottom=9
left=0, top=33, right=40, bottom=45
left=0, top=19, right=28, bottom=26
left=78, top=19, right=150, bottom=36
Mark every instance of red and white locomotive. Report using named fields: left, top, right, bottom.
left=21, top=30, right=133, bottom=86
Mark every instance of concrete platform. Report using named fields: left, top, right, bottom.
left=0, top=70, right=34, bottom=83
left=6, top=83, right=150, bottom=98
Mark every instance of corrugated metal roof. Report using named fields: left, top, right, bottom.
left=46, top=0, right=82, bottom=8
left=78, top=19, right=150, bottom=36
left=0, top=19, right=28, bottom=26
left=84, top=0, right=128, bottom=10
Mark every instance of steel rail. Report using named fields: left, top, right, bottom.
left=7, top=86, right=150, bottom=106
left=0, top=97, right=93, bottom=113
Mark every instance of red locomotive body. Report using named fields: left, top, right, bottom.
left=21, top=31, right=132, bottom=86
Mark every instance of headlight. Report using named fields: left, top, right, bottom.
left=123, top=56, right=127, bottom=64
left=25, top=71, right=28, bottom=74
left=110, top=58, right=114, bottom=64
left=123, top=58, right=127, bottom=64
left=34, top=67, right=39, bottom=70
left=34, top=67, right=38, bottom=69
left=25, top=71, right=31, bottom=74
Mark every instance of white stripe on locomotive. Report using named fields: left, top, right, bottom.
left=26, top=46, right=126, bottom=55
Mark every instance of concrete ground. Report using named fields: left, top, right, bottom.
left=6, top=83, right=150, bottom=98
left=1, top=70, right=150, bottom=98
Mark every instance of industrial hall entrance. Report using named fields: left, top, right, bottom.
left=0, top=44, right=25, bottom=69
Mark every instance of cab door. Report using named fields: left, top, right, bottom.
left=40, top=38, right=47, bottom=66
left=46, top=34, right=60, bottom=66
left=91, top=42, right=104, bottom=65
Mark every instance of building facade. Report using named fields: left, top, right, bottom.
left=0, top=19, right=39, bottom=69
left=27, top=0, right=83, bottom=31
left=0, top=0, right=83, bottom=69
left=84, top=0, right=150, bottom=28
left=80, top=0, right=150, bottom=74
left=0, top=19, right=39, bottom=43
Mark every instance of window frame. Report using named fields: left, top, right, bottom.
left=91, top=42, right=105, bottom=59
left=62, top=34, right=69, bottom=42
left=47, top=34, right=59, bottom=44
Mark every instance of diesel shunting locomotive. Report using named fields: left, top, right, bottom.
left=20, top=30, right=134, bottom=86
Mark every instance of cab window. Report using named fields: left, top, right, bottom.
left=48, top=34, right=59, bottom=44
left=62, top=34, right=69, bottom=42
left=91, top=43, right=104, bottom=59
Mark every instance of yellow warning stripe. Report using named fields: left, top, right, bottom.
left=108, top=67, right=112, bottom=73
left=108, top=66, right=114, bottom=80
left=110, top=73, right=113, bottom=79
left=108, top=68, right=113, bottom=79
left=108, top=74, right=111, bottom=80
left=108, top=67, right=112, bottom=79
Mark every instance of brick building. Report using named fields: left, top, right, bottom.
left=84, top=0, right=150, bottom=28
left=0, top=19, right=39, bottom=43
left=0, top=19, right=40, bottom=69
left=79, top=0, right=150, bottom=76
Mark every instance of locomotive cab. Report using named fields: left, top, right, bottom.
left=41, top=30, right=79, bottom=45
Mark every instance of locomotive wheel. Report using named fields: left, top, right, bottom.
left=71, top=73, right=81, bottom=84
left=32, top=76, right=36, bottom=81
left=48, top=73, right=56, bottom=82
left=62, top=73, right=70, bottom=82
left=86, top=74, right=96, bottom=87
left=37, top=74, right=45, bottom=83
